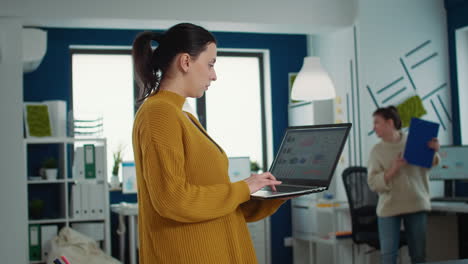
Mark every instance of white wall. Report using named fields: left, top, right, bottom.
left=357, top=0, right=451, bottom=163
left=1, top=0, right=357, bottom=34
left=0, top=17, right=28, bottom=264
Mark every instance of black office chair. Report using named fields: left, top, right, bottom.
left=342, top=166, right=407, bottom=252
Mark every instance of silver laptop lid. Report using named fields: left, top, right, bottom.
left=269, top=123, right=352, bottom=187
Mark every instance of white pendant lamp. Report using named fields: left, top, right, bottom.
left=291, top=57, right=336, bottom=101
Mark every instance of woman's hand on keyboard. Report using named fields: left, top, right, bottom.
left=244, top=172, right=282, bottom=194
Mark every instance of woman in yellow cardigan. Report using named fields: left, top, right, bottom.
left=131, top=23, right=286, bottom=264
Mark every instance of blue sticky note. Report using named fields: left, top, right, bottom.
left=403, top=118, right=440, bottom=168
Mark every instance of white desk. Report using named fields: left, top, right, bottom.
left=292, top=200, right=468, bottom=264
left=423, top=260, right=468, bottom=264
left=111, top=202, right=138, bottom=264
left=431, top=201, right=468, bottom=213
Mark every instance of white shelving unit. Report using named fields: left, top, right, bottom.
left=25, top=137, right=111, bottom=263
left=28, top=179, right=68, bottom=184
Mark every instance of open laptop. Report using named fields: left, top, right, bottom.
left=251, top=123, right=352, bottom=199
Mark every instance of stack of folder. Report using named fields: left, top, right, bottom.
left=73, top=144, right=106, bottom=180
left=70, top=183, right=105, bottom=220
left=70, top=144, right=107, bottom=220
left=29, top=224, right=58, bottom=261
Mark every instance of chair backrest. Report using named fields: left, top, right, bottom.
left=342, top=166, right=379, bottom=243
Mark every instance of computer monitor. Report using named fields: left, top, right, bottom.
left=228, top=157, right=251, bottom=183
left=122, top=161, right=137, bottom=194
left=430, top=146, right=468, bottom=180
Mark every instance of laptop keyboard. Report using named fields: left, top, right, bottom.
left=265, top=185, right=320, bottom=193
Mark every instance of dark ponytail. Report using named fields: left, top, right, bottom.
left=132, top=31, right=163, bottom=104
left=373, top=106, right=402, bottom=130
left=132, top=23, right=217, bottom=105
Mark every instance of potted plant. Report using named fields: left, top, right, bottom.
left=29, top=199, right=45, bottom=219
left=250, top=161, right=261, bottom=173
left=110, top=145, right=124, bottom=189
left=42, top=157, right=58, bottom=180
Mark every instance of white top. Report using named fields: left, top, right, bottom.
left=367, top=133, right=440, bottom=217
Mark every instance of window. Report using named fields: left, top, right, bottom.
left=71, top=49, right=135, bottom=181
left=202, top=52, right=268, bottom=170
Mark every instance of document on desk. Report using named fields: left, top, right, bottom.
left=403, top=117, right=439, bottom=168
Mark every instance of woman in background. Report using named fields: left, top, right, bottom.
left=131, top=23, right=285, bottom=264
left=368, top=106, right=440, bottom=264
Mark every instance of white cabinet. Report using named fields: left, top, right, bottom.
left=292, top=195, right=353, bottom=264
left=25, top=137, right=111, bottom=263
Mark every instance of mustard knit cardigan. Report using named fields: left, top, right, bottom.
left=132, top=90, right=284, bottom=264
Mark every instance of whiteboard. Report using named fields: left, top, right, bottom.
left=430, top=146, right=468, bottom=180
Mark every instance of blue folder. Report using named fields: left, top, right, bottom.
left=403, top=117, right=440, bottom=168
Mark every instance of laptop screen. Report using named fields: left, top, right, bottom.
left=270, top=123, right=351, bottom=186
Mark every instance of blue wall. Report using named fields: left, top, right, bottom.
left=24, top=27, right=307, bottom=264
